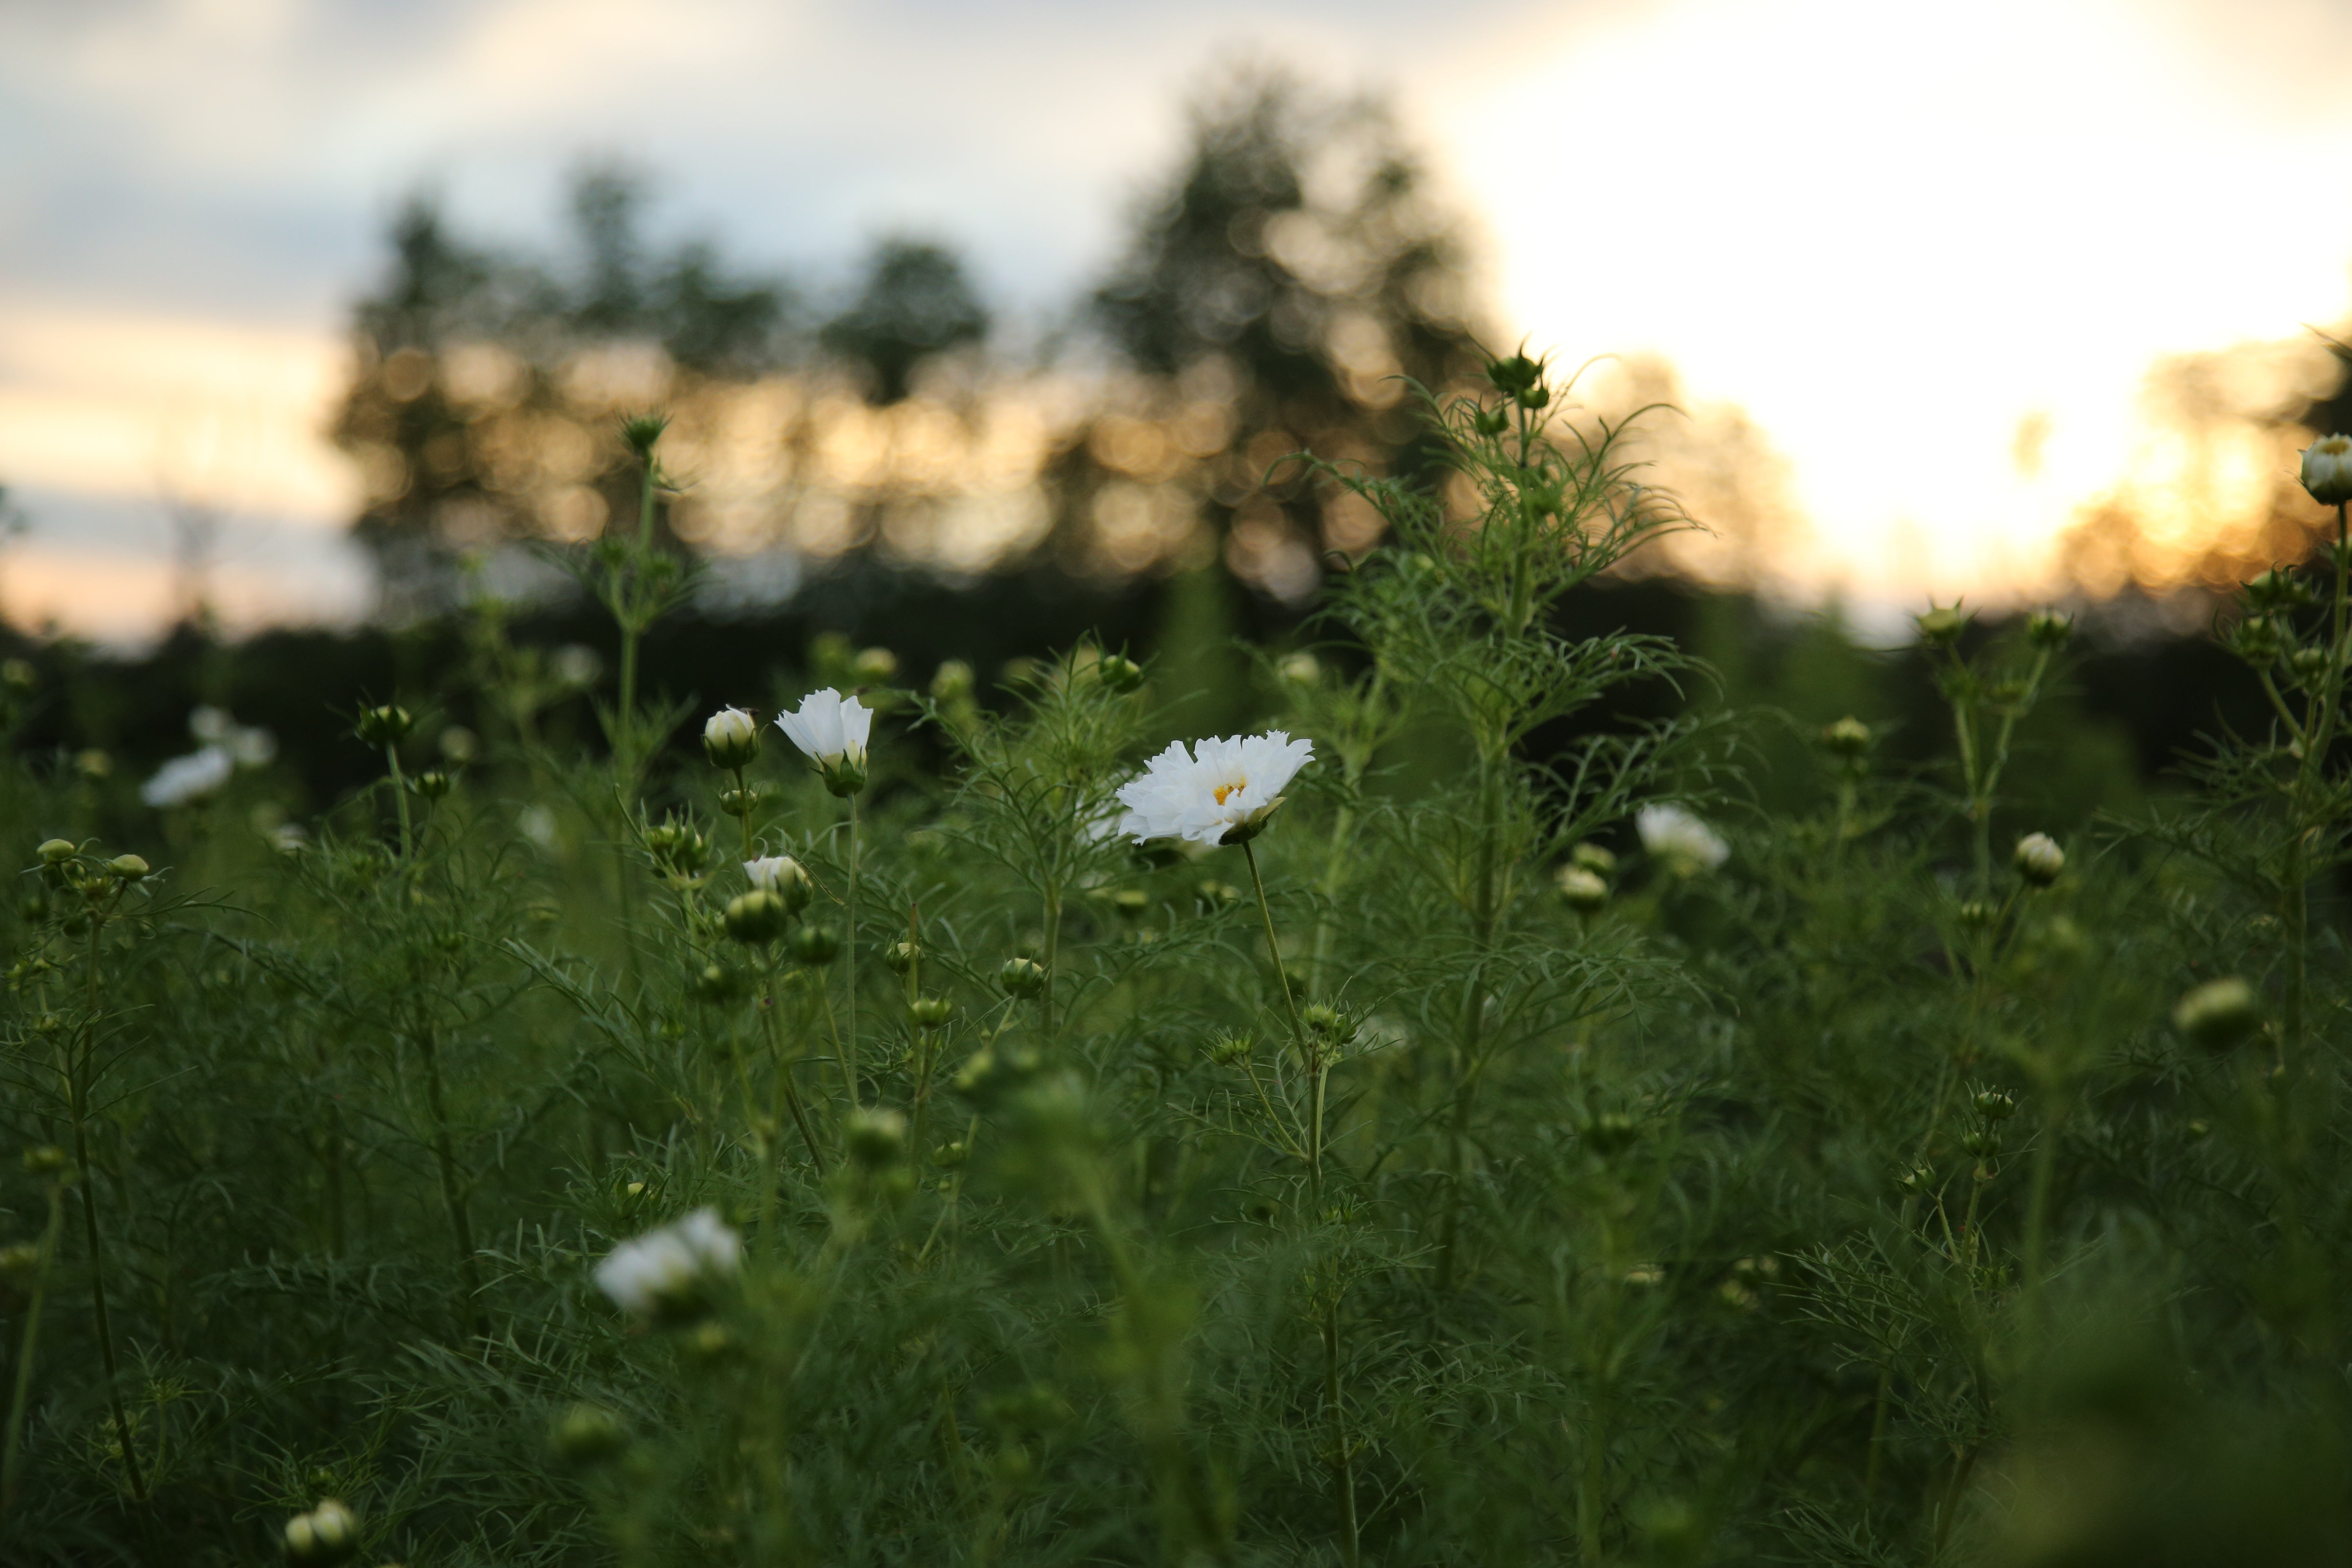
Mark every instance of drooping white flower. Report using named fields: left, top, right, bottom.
left=2302, top=433, right=2352, bottom=506
left=1116, top=731, right=1314, bottom=847
left=141, top=746, right=234, bottom=808
left=1637, top=804, right=1728, bottom=875
left=775, top=688, right=872, bottom=796
left=744, top=854, right=813, bottom=910
left=593, top=1207, right=741, bottom=1323
left=703, top=705, right=761, bottom=769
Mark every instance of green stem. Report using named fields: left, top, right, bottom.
left=733, top=766, right=754, bottom=859
left=384, top=743, right=412, bottom=861
left=416, top=1027, right=485, bottom=1338
left=844, top=792, right=862, bottom=1107
left=2021, top=1089, right=2067, bottom=1298
left=74, top=902, right=145, bottom=1502
left=0, top=1182, right=65, bottom=1513
left=1321, top=1290, right=1361, bottom=1568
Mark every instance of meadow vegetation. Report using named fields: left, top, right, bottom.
left=4, top=356, right=2351, bottom=1566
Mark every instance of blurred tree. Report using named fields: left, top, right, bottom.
left=331, top=167, right=794, bottom=615
left=1051, top=65, right=1486, bottom=595
left=821, top=238, right=992, bottom=405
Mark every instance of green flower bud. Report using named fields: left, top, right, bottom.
left=2025, top=609, right=2074, bottom=650
left=408, top=770, right=452, bottom=802
left=22, top=1145, right=68, bottom=1176
left=1303, top=1004, right=1358, bottom=1046
left=2293, top=647, right=2331, bottom=687
left=1973, top=1089, right=2017, bottom=1122
left=694, top=963, right=742, bottom=1003
left=2173, top=976, right=2259, bottom=1051
left=354, top=704, right=413, bottom=747
left=908, top=995, right=955, bottom=1029
left=929, top=659, right=975, bottom=704
left=931, top=1138, right=969, bottom=1169
left=1960, top=1127, right=2000, bottom=1159
left=36, top=838, right=74, bottom=865
left=722, top=889, right=789, bottom=945
left=851, top=646, right=899, bottom=685
left=2245, top=567, right=2312, bottom=612
left=702, top=706, right=762, bottom=770
left=1820, top=716, right=1871, bottom=758
left=788, top=922, right=841, bottom=966
left=1097, top=653, right=1145, bottom=694
left=550, top=1403, right=628, bottom=1467
left=1557, top=864, right=1609, bottom=913
left=1486, top=354, right=1541, bottom=396
left=284, top=1498, right=359, bottom=1566
left=1471, top=405, right=1509, bottom=437
left=74, top=749, right=110, bottom=781
left=1207, top=1033, right=1252, bottom=1066
left=999, top=956, right=1047, bottom=998
left=2013, top=833, right=2064, bottom=887
left=883, top=940, right=919, bottom=975
left=108, top=854, right=150, bottom=882
left=621, top=412, right=669, bottom=457
left=1915, top=603, right=1969, bottom=646
left=2230, top=615, right=2286, bottom=667
left=1570, top=842, right=1617, bottom=876
left=1583, top=1111, right=1640, bottom=1155
left=845, top=1107, right=908, bottom=1168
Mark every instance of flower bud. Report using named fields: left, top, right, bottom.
left=703, top=706, right=762, bottom=770
left=2173, top=976, right=2259, bottom=1051
left=36, top=838, right=74, bottom=865
left=74, top=749, right=111, bottom=780
left=1207, top=1033, right=1252, bottom=1066
left=1820, top=716, right=1871, bottom=758
left=1557, top=864, right=1609, bottom=913
left=2013, top=833, right=2064, bottom=887
left=1570, top=842, right=1617, bottom=876
left=1096, top=653, right=1145, bottom=694
left=743, top=856, right=812, bottom=911
left=552, top=645, right=602, bottom=690
left=550, top=1403, right=628, bottom=1466
left=409, top=770, right=452, bottom=802
left=929, top=659, right=975, bottom=704
left=646, top=822, right=710, bottom=875
left=1303, top=1004, right=1358, bottom=1046
left=819, top=756, right=870, bottom=798
left=2293, top=647, right=2331, bottom=687
left=1471, top=405, right=1509, bottom=437
left=2301, top=432, right=2352, bottom=506
left=2025, top=609, right=2074, bottom=650
left=845, top=1107, right=908, bottom=1168
left=999, top=956, right=1046, bottom=997
left=788, top=922, right=841, bottom=966
left=354, top=704, right=413, bottom=747
left=851, top=646, right=899, bottom=685
left=1960, top=1127, right=2000, bottom=1159
left=22, top=1145, right=68, bottom=1176
left=284, top=1498, right=359, bottom=1566
left=909, top=996, right=956, bottom=1029
left=1278, top=651, right=1321, bottom=686
left=621, top=413, right=669, bottom=457
left=1956, top=899, right=1998, bottom=931
left=883, top=939, right=919, bottom=975
left=723, top=889, right=789, bottom=945
left=1583, top=1111, right=1640, bottom=1155
left=2245, top=568, right=2313, bottom=613
left=1915, top=603, right=1968, bottom=646
left=694, top=962, right=742, bottom=1002
left=1486, top=354, right=1542, bottom=396
left=108, top=854, right=150, bottom=882
left=932, top=1139, right=969, bottom=1169
left=717, top=786, right=759, bottom=817
left=2230, top=615, right=2286, bottom=667
left=1973, top=1089, right=2017, bottom=1122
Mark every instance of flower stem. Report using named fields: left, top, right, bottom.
left=844, top=791, right=862, bottom=1108
left=383, top=742, right=412, bottom=861
left=73, top=901, right=145, bottom=1502
left=416, top=1026, right=485, bottom=1338
left=0, top=1180, right=65, bottom=1514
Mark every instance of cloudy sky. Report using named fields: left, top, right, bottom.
left=9, top=0, right=2352, bottom=641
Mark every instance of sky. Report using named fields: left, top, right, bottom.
left=7, top=0, right=2352, bottom=643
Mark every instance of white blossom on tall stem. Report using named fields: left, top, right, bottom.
left=593, top=1207, right=740, bottom=1324
left=1637, top=804, right=1729, bottom=875
left=1116, top=732, right=1315, bottom=847
left=775, top=688, right=872, bottom=797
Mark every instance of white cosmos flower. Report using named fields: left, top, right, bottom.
left=593, top=1207, right=741, bottom=1322
left=776, top=688, right=873, bottom=796
left=2302, top=433, right=2352, bottom=506
left=141, top=746, right=234, bottom=808
left=1637, top=804, right=1729, bottom=875
left=1116, top=731, right=1314, bottom=847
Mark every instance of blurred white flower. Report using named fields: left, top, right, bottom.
left=1116, top=731, right=1314, bottom=847
left=743, top=854, right=811, bottom=909
left=188, top=705, right=232, bottom=744
left=1637, top=804, right=1728, bottom=875
left=142, top=746, right=233, bottom=808
left=775, top=688, right=872, bottom=796
left=553, top=644, right=603, bottom=689
left=229, top=725, right=276, bottom=769
left=519, top=804, right=560, bottom=850
left=2302, top=433, right=2352, bottom=506
left=593, top=1207, right=740, bottom=1322
left=269, top=822, right=309, bottom=854
left=703, top=705, right=761, bottom=769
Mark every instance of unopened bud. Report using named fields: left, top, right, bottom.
left=1973, top=1089, right=2017, bottom=1122
left=2013, top=833, right=2064, bottom=887
left=2300, top=432, right=2352, bottom=506
left=1303, top=1004, right=1357, bottom=1045
left=550, top=1403, right=628, bottom=1467
left=1471, top=405, right=1509, bottom=437
left=108, top=854, right=150, bottom=882
left=743, top=856, right=812, bottom=912
left=1570, top=842, right=1617, bottom=876
left=851, top=647, right=899, bottom=685
left=1821, top=716, right=1871, bottom=758
left=1097, top=653, right=1145, bottom=694
left=1915, top=603, right=1968, bottom=646
left=999, top=956, right=1046, bottom=998
left=929, top=659, right=975, bottom=704
left=909, top=996, right=955, bottom=1029
left=36, top=838, right=74, bottom=865
left=1207, top=1033, right=1252, bottom=1066
left=884, top=940, right=919, bottom=975
left=1960, top=1127, right=2000, bottom=1159
left=722, top=889, right=789, bottom=945
left=621, top=412, right=669, bottom=458
left=702, top=706, right=762, bottom=770
left=932, top=1139, right=969, bottom=1169
left=2230, top=616, right=2286, bottom=667
left=1957, top=899, right=1998, bottom=930
left=788, top=922, right=841, bottom=967
left=2173, top=976, right=2259, bottom=1051
left=1557, top=864, right=1609, bottom=913
left=1583, top=1111, right=1640, bottom=1155
left=2025, top=609, right=2074, bottom=650
left=21, top=1145, right=67, bottom=1176
left=2293, top=647, right=2331, bottom=686
left=2245, top=568, right=2312, bottom=613
left=284, top=1498, right=359, bottom=1566
left=845, top=1107, right=908, bottom=1168
left=694, top=962, right=742, bottom=1002
left=354, top=704, right=413, bottom=747
left=74, top=749, right=111, bottom=780
left=409, top=770, right=452, bottom=802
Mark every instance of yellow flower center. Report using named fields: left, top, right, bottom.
left=1214, top=778, right=1245, bottom=806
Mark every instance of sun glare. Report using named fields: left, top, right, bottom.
left=1447, top=0, right=2352, bottom=605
